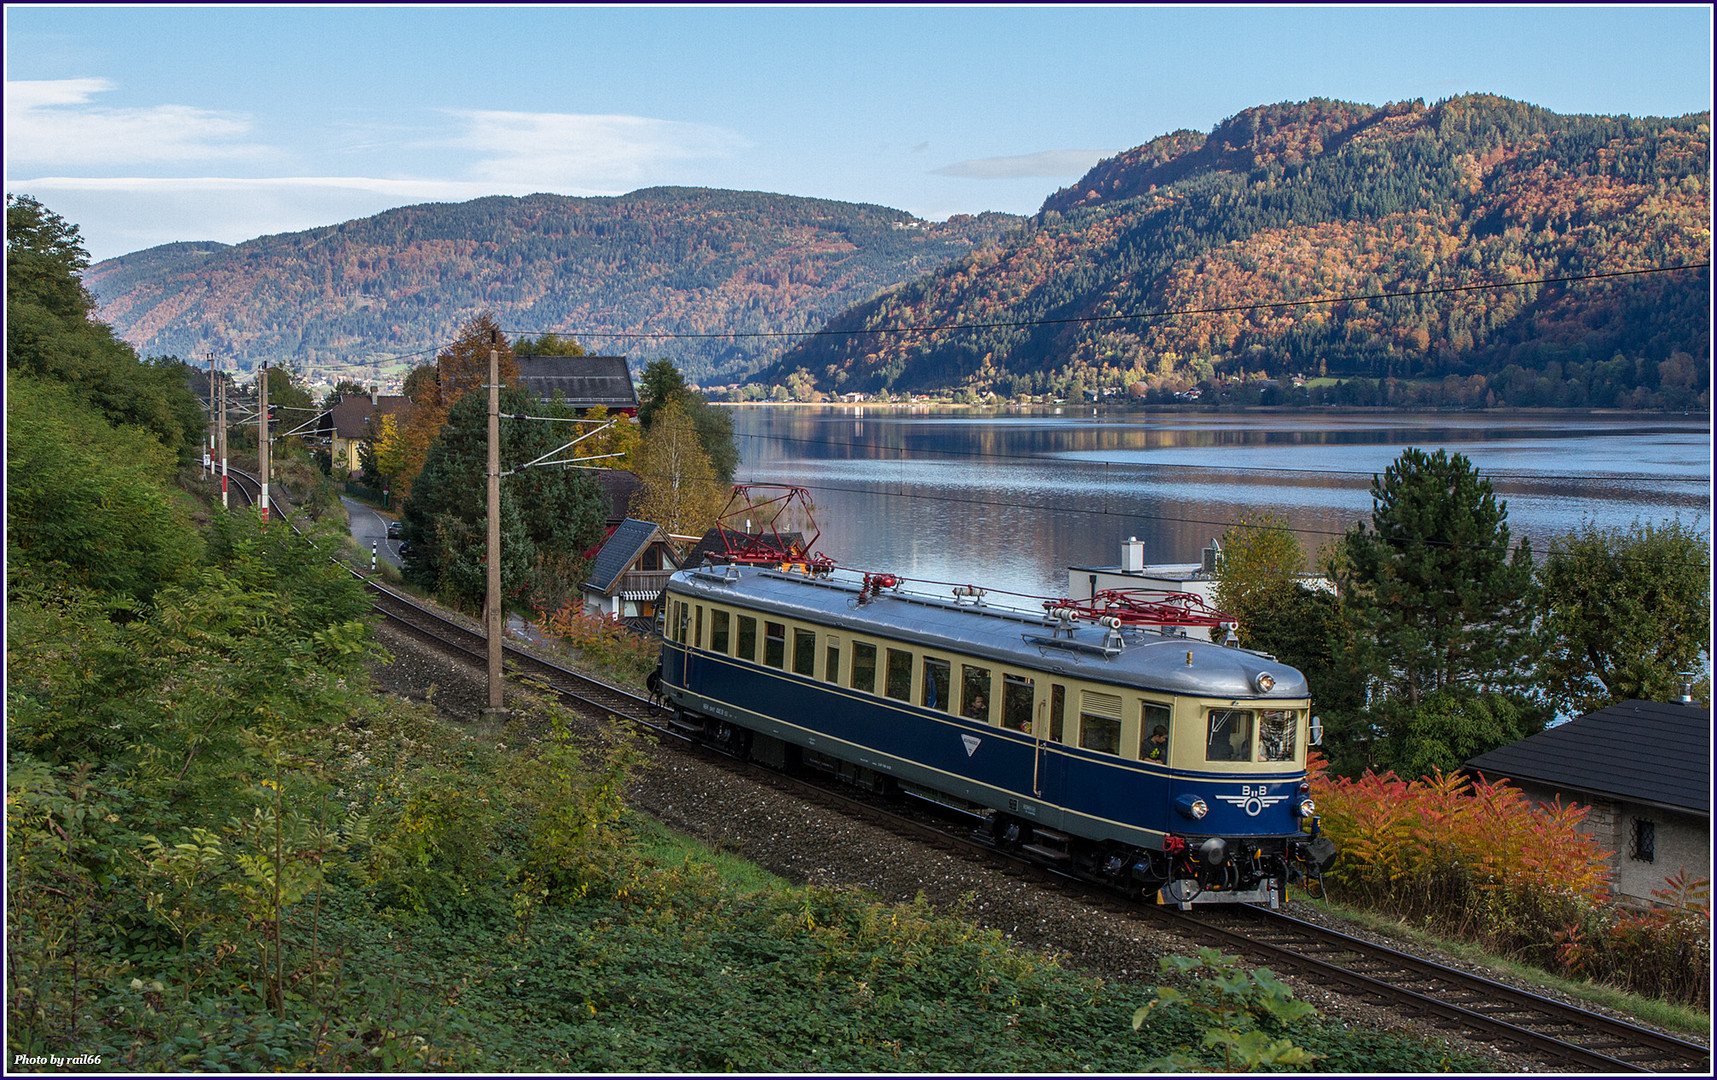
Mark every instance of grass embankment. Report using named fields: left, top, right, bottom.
left=9, top=679, right=1484, bottom=1073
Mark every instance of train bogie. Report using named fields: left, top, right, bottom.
left=658, top=565, right=1330, bottom=906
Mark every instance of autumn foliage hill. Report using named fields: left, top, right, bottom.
left=85, top=189, right=1023, bottom=387
left=761, top=95, right=1710, bottom=405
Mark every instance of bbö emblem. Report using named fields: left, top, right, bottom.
left=1216, top=784, right=1287, bottom=817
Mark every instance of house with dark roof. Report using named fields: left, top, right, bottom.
left=594, top=469, right=645, bottom=526
left=1464, top=700, right=1710, bottom=906
left=582, top=518, right=680, bottom=621
left=516, top=355, right=639, bottom=414
left=326, top=394, right=409, bottom=476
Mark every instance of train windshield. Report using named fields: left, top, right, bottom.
left=1258, top=709, right=1299, bottom=762
left=1205, top=709, right=1254, bottom=762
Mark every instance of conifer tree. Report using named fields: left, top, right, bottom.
left=1337, top=448, right=1538, bottom=711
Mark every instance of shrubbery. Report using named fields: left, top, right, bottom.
left=1311, top=755, right=1711, bottom=1006
left=534, top=599, right=661, bottom=686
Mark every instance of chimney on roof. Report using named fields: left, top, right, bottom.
left=1122, top=536, right=1144, bottom=573
left=1201, top=538, right=1222, bottom=577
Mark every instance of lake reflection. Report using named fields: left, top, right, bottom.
left=729, top=406, right=1712, bottom=603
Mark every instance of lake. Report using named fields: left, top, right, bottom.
left=728, top=405, right=1712, bottom=605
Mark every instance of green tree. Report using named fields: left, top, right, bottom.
left=5, top=377, right=200, bottom=608
left=1389, top=689, right=1541, bottom=780
left=638, top=357, right=739, bottom=482
left=1337, top=448, right=1537, bottom=713
left=1536, top=519, right=1712, bottom=716
left=7, top=196, right=204, bottom=461
left=400, top=387, right=608, bottom=610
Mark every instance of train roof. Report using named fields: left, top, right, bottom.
left=668, top=566, right=1309, bottom=701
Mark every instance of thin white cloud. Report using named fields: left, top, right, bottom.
left=934, top=149, right=1117, bottom=180
left=5, top=77, right=269, bottom=167
left=443, top=109, right=747, bottom=185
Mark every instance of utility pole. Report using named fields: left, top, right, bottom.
left=218, top=365, right=230, bottom=509
left=484, top=330, right=506, bottom=716
left=257, top=362, right=270, bottom=523
left=206, top=353, right=216, bottom=478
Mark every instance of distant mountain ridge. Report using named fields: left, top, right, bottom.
left=759, top=95, right=1710, bottom=403
left=86, top=188, right=1023, bottom=385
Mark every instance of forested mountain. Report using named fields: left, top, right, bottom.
left=759, top=95, right=1711, bottom=408
left=85, top=189, right=1022, bottom=386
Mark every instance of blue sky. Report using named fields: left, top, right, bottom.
left=6, top=4, right=1712, bottom=262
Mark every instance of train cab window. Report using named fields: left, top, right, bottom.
left=1206, top=709, right=1255, bottom=762
left=675, top=603, right=689, bottom=645
left=1141, top=701, right=1171, bottom=762
left=1049, top=684, right=1066, bottom=742
left=922, top=656, right=951, bottom=712
left=960, top=665, right=992, bottom=723
left=1258, top=709, right=1298, bottom=762
left=851, top=641, right=877, bottom=693
left=1079, top=691, right=1122, bottom=755
left=1002, top=675, right=1034, bottom=733
left=710, top=610, right=730, bottom=654
left=736, top=616, right=757, bottom=661
left=884, top=649, right=913, bottom=702
left=793, top=628, right=817, bottom=676
left=764, top=622, right=786, bottom=668
left=825, top=638, right=840, bottom=684
left=694, top=606, right=703, bottom=649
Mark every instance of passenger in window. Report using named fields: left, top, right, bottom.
left=1146, top=725, right=1168, bottom=761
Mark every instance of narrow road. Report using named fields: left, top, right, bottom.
left=339, top=495, right=402, bottom=570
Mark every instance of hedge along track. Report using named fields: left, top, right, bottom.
left=223, top=469, right=1711, bottom=1073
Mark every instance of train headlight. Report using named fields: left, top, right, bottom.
left=1296, top=798, right=1316, bottom=819
left=1253, top=671, right=1276, bottom=693
left=1174, top=794, right=1209, bottom=821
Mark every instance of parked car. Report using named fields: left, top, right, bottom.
left=387, top=519, right=402, bottom=539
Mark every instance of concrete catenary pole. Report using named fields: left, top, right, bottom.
left=258, top=362, right=270, bottom=523
left=485, top=330, right=505, bottom=714
left=206, top=353, right=216, bottom=478
left=218, top=366, right=230, bottom=509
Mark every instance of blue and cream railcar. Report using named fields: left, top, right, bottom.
left=658, top=564, right=1324, bottom=905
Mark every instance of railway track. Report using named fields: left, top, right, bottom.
left=221, top=469, right=1710, bottom=1073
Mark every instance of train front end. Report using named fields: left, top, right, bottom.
left=1156, top=694, right=1335, bottom=906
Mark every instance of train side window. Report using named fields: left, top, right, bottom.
left=884, top=649, right=913, bottom=701
left=1258, top=709, right=1298, bottom=762
left=922, top=656, right=951, bottom=712
left=1002, top=675, right=1033, bottom=733
left=851, top=641, right=877, bottom=693
left=710, top=610, right=730, bottom=654
left=1206, top=708, right=1255, bottom=762
left=1049, top=684, right=1066, bottom=742
left=1079, top=691, right=1122, bottom=755
left=736, top=616, right=757, bottom=661
left=694, top=605, right=703, bottom=649
left=1141, top=701, right=1171, bottom=762
left=960, top=664, right=992, bottom=722
left=793, top=628, right=817, bottom=676
left=676, top=602, right=689, bottom=645
left=764, top=621, right=786, bottom=668
left=825, top=637, right=840, bottom=683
